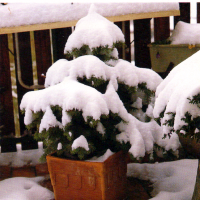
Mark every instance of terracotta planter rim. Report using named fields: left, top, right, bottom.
left=46, top=150, right=125, bottom=164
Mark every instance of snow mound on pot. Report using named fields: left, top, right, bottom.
left=169, top=21, right=200, bottom=45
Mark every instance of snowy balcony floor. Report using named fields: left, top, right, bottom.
left=0, top=163, right=152, bottom=200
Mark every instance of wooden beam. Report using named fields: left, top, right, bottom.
left=0, top=10, right=180, bottom=35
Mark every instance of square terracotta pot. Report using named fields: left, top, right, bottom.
left=46, top=151, right=127, bottom=200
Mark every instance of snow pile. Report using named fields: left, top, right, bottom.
left=0, top=177, right=54, bottom=200
left=0, top=3, right=179, bottom=28
left=170, top=21, right=200, bottom=45
left=0, top=142, right=44, bottom=167
left=127, top=159, right=198, bottom=200
left=64, top=4, right=125, bottom=52
left=153, top=51, right=200, bottom=135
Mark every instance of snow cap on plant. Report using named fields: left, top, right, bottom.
left=64, top=4, right=125, bottom=62
left=153, top=51, right=200, bottom=141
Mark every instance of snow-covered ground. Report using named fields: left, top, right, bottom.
left=128, top=159, right=198, bottom=200
left=0, top=142, right=44, bottom=167
left=0, top=151, right=198, bottom=200
left=0, top=177, right=54, bottom=200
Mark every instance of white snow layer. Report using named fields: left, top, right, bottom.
left=45, top=56, right=162, bottom=92
left=72, top=135, right=89, bottom=151
left=170, top=21, right=200, bottom=45
left=0, top=3, right=179, bottom=28
left=127, top=159, right=198, bottom=200
left=21, top=77, right=110, bottom=128
left=87, top=149, right=114, bottom=162
left=0, top=177, right=54, bottom=200
left=116, top=114, right=180, bottom=159
left=0, top=142, right=44, bottom=167
left=64, top=4, right=125, bottom=51
left=153, top=51, right=200, bottom=134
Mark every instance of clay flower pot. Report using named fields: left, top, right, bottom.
left=46, top=151, right=127, bottom=200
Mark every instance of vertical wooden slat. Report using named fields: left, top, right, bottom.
left=0, top=34, right=15, bottom=136
left=174, top=3, right=190, bottom=26
left=115, top=21, right=131, bottom=61
left=15, top=32, right=33, bottom=135
left=134, top=19, right=151, bottom=68
left=197, top=3, right=200, bottom=23
left=114, top=22, right=123, bottom=59
left=34, top=30, right=52, bottom=85
left=51, top=28, right=72, bottom=62
left=154, top=17, right=170, bottom=41
left=8, top=33, right=21, bottom=137
left=124, top=21, right=131, bottom=62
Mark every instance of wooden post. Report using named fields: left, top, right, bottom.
left=174, top=3, right=190, bottom=26
left=51, top=28, right=72, bottom=62
left=115, top=22, right=123, bottom=59
left=197, top=3, right=200, bottom=23
left=0, top=34, right=15, bottom=136
left=134, top=19, right=151, bottom=68
left=15, top=32, right=33, bottom=135
left=115, top=21, right=131, bottom=62
left=124, top=21, right=131, bottom=62
left=34, top=30, right=52, bottom=85
left=154, top=17, right=170, bottom=41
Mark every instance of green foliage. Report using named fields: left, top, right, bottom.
left=26, top=111, right=43, bottom=130
left=138, top=82, right=154, bottom=104
left=117, top=83, right=137, bottom=112
left=151, top=39, right=171, bottom=45
left=155, top=107, right=166, bottom=126
left=70, top=144, right=95, bottom=160
left=65, top=45, right=90, bottom=59
left=31, top=106, right=126, bottom=160
left=77, top=76, right=109, bottom=93
left=153, top=144, right=178, bottom=161
left=187, top=94, right=200, bottom=107
left=65, top=42, right=125, bottom=62
left=51, top=105, right=62, bottom=123
left=163, top=112, right=175, bottom=127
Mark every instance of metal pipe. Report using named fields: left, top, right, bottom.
left=14, top=33, right=44, bottom=90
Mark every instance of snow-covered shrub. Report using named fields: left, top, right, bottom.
left=153, top=51, right=200, bottom=142
left=20, top=5, right=180, bottom=161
